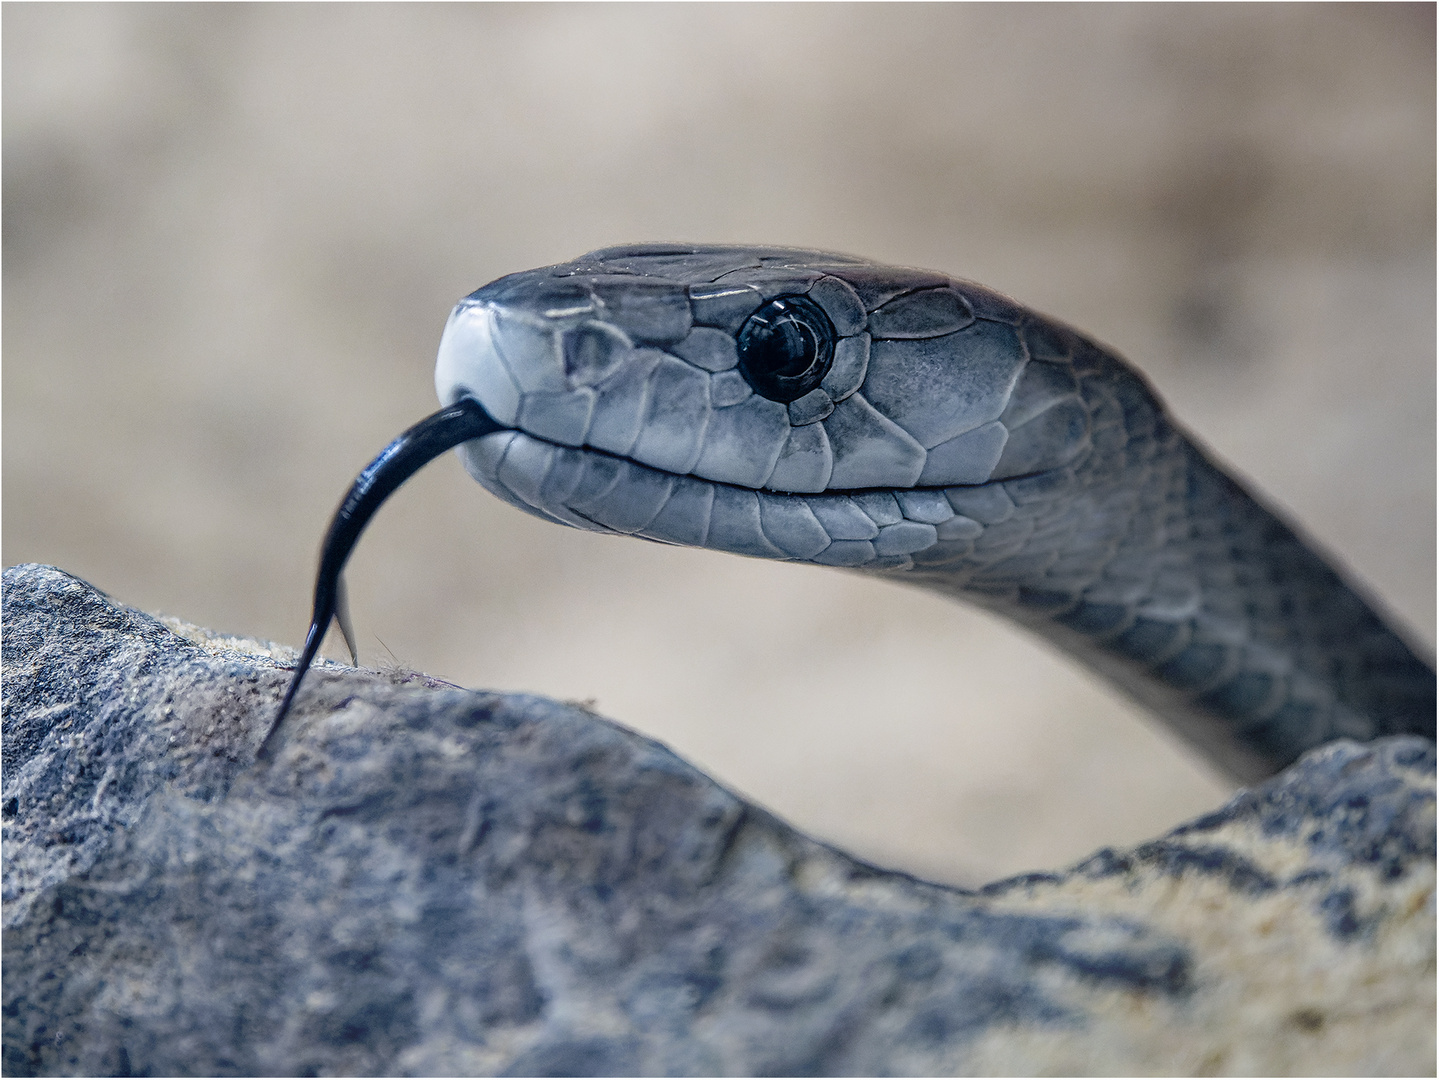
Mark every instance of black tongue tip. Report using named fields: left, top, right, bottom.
left=257, top=397, right=504, bottom=759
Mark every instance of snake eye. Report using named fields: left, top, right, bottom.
left=735, top=294, right=836, bottom=403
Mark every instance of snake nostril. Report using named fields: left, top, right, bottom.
left=736, top=294, right=836, bottom=404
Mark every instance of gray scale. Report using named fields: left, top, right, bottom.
left=862, top=321, right=1026, bottom=448
left=949, top=279, right=1028, bottom=325
left=787, top=388, right=834, bottom=427
left=427, top=244, right=1433, bottom=783
left=693, top=395, right=790, bottom=488
left=820, top=335, right=870, bottom=403
left=538, top=446, right=587, bottom=506
left=909, top=540, right=973, bottom=570
left=823, top=394, right=926, bottom=489
left=807, top=497, right=879, bottom=541
left=492, top=309, right=568, bottom=395
left=934, top=516, right=983, bottom=542
left=706, top=486, right=789, bottom=560
left=894, top=489, right=954, bottom=525
left=875, top=522, right=939, bottom=557
left=806, top=276, right=868, bottom=336
left=866, top=287, right=975, bottom=339
left=574, top=459, right=676, bottom=535
left=943, top=485, right=1015, bottom=524
left=1022, top=318, right=1077, bottom=363
left=998, top=360, right=1082, bottom=427
left=812, top=540, right=877, bottom=567
left=585, top=349, right=664, bottom=457
left=918, top=422, right=1009, bottom=486
left=828, top=265, right=950, bottom=311
left=766, top=423, right=832, bottom=494
left=991, top=403, right=1090, bottom=479
left=711, top=266, right=823, bottom=302
left=687, top=284, right=763, bottom=333
left=588, top=277, right=692, bottom=345
left=674, top=327, right=740, bottom=372
left=564, top=451, right=626, bottom=511
left=493, top=430, right=555, bottom=508
left=756, top=494, right=831, bottom=560
left=708, top=370, right=751, bottom=408
left=639, top=474, right=714, bottom=548
left=851, top=492, right=903, bottom=526
left=630, top=355, right=711, bottom=475
left=515, top=388, right=595, bottom=448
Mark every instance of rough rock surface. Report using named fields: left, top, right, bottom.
left=2, top=563, right=1434, bottom=1076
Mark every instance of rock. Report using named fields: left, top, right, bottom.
left=2, top=563, right=1433, bottom=1076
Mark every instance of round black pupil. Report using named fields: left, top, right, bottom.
left=735, top=295, right=836, bottom=404
left=758, top=316, right=817, bottom=380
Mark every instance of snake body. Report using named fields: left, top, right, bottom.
left=264, top=245, right=1435, bottom=778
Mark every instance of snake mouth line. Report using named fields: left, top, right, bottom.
left=481, top=417, right=1062, bottom=504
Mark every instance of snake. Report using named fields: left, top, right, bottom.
left=259, top=244, right=1436, bottom=779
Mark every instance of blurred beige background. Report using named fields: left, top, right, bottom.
left=5, top=4, right=1433, bottom=887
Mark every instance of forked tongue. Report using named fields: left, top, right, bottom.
left=258, top=398, right=504, bottom=759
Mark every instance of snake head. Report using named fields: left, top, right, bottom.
left=435, top=244, right=1098, bottom=570
left=267, top=243, right=1432, bottom=777
left=270, top=243, right=1104, bottom=752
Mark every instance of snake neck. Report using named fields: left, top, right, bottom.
left=901, top=335, right=1435, bottom=782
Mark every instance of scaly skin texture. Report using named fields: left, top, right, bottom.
left=422, top=245, right=1434, bottom=781
left=905, top=329, right=1434, bottom=780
